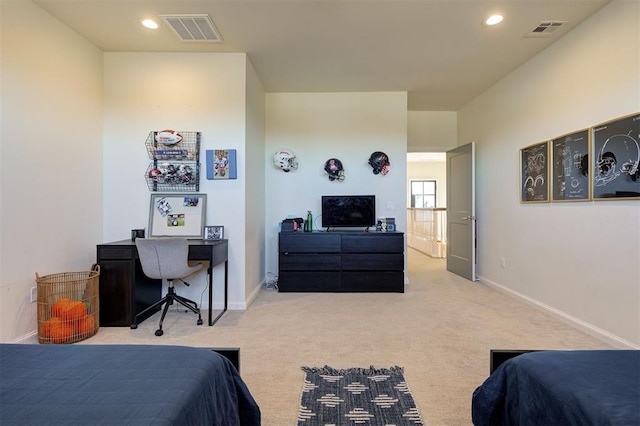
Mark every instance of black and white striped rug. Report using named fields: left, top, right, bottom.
left=297, top=365, right=424, bottom=425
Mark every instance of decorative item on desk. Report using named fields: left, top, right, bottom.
left=203, top=225, right=224, bottom=240
left=304, top=210, right=313, bottom=232
left=131, top=229, right=145, bottom=241
left=206, top=149, right=237, bottom=180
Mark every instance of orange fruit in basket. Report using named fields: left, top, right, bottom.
left=75, top=315, right=96, bottom=335
left=51, top=298, right=73, bottom=317
left=48, top=320, right=73, bottom=343
left=42, top=317, right=62, bottom=337
left=59, top=300, right=87, bottom=320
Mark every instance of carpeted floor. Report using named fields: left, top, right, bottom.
left=63, top=248, right=610, bottom=425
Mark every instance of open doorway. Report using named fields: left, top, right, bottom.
left=407, top=152, right=447, bottom=258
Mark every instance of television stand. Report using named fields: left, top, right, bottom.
left=278, top=231, right=404, bottom=292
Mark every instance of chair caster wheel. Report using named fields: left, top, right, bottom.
left=197, top=319, right=203, bottom=325
left=155, top=329, right=164, bottom=336
left=130, top=324, right=138, bottom=329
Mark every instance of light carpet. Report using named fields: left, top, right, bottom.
left=32, top=249, right=611, bottom=425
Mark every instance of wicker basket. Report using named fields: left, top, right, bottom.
left=36, top=265, right=100, bottom=344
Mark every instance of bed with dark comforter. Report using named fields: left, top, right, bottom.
left=0, top=344, right=260, bottom=425
left=472, top=350, right=640, bottom=426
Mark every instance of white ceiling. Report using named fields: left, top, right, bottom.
left=33, top=0, right=610, bottom=111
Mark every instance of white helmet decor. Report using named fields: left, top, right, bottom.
left=273, top=148, right=299, bottom=172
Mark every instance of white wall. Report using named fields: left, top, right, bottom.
left=0, top=1, right=104, bottom=342
left=244, top=60, right=267, bottom=304
left=103, top=52, right=256, bottom=309
left=458, top=1, right=640, bottom=347
left=264, top=92, right=408, bottom=276
left=408, top=111, right=457, bottom=152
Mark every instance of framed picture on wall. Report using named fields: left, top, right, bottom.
left=206, top=149, right=237, bottom=179
left=520, top=141, right=550, bottom=203
left=551, top=129, right=591, bottom=202
left=592, top=113, right=640, bottom=200
left=148, top=193, right=207, bottom=238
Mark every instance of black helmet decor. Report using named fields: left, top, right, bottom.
left=324, top=158, right=345, bottom=182
left=368, top=151, right=390, bottom=175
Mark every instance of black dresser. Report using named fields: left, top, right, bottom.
left=278, top=231, right=404, bottom=292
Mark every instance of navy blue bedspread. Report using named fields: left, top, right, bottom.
left=472, top=350, right=640, bottom=426
left=0, top=344, right=261, bottom=425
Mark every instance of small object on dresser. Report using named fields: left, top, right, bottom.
left=304, top=210, right=313, bottom=232
left=386, top=217, right=396, bottom=232
left=281, top=218, right=304, bottom=232
left=376, top=217, right=395, bottom=232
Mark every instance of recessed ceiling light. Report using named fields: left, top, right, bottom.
left=484, top=14, right=504, bottom=26
left=141, top=19, right=159, bottom=30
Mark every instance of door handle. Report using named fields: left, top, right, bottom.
left=461, top=216, right=476, bottom=221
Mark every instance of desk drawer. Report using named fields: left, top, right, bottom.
left=97, top=246, right=134, bottom=260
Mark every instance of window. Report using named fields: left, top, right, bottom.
left=411, top=180, right=437, bottom=208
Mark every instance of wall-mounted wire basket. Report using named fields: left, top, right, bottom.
left=145, top=131, right=201, bottom=192
left=145, top=162, right=200, bottom=192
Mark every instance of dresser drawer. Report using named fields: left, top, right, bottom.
left=342, top=234, right=403, bottom=253
left=342, top=253, right=403, bottom=271
left=279, top=253, right=341, bottom=270
left=279, top=233, right=341, bottom=253
left=341, top=271, right=404, bottom=292
left=278, top=271, right=341, bottom=292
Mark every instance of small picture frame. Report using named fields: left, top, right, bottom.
left=203, top=225, right=224, bottom=240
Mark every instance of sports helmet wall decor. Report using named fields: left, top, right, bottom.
left=324, top=158, right=345, bottom=182
left=273, top=148, right=298, bottom=172
left=368, top=151, right=390, bottom=175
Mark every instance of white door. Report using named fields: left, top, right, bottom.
left=446, top=142, right=476, bottom=281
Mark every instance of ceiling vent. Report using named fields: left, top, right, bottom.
left=524, top=21, right=566, bottom=38
left=159, top=14, right=223, bottom=42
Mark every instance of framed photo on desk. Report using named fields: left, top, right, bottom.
left=148, top=193, right=206, bottom=238
left=203, top=225, right=224, bottom=240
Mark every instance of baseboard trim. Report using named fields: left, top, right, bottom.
left=477, top=275, right=639, bottom=350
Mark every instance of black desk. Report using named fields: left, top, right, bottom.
left=96, top=239, right=228, bottom=327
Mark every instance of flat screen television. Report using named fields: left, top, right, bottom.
left=321, top=195, right=376, bottom=229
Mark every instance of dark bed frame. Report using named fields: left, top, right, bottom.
left=489, top=349, right=540, bottom=374
left=211, top=347, right=240, bottom=372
